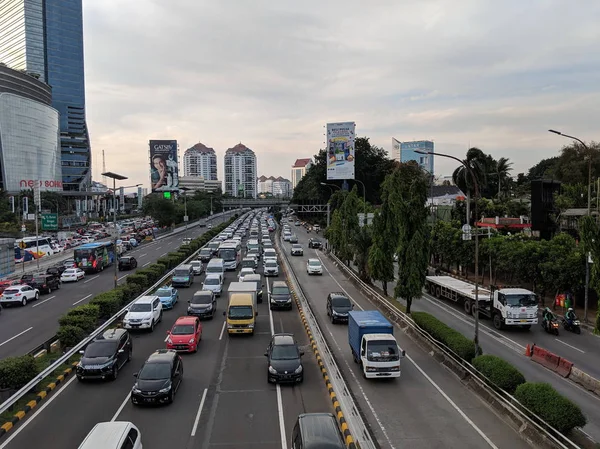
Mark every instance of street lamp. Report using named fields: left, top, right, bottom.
left=416, top=149, right=482, bottom=355
left=549, top=129, right=592, bottom=322
left=102, top=171, right=128, bottom=289
left=179, top=187, right=191, bottom=232
left=354, top=179, right=367, bottom=216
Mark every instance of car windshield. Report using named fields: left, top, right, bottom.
left=174, top=269, right=189, bottom=277
left=271, top=345, right=299, bottom=360
left=219, top=248, right=237, bottom=261
left=292, top=245, right=301, bottom=249
left=204, top=278, right=219, bottom=285
left=120, top=257, right=131, bottom=262
left=265, top=261, right=277, bottom=267
left=228, top=305, right=253, bottom=319
left=192, top=294, right=212, bottom=304
left=505, top=294, right=537, bottom=307
left=138, top=362, right=171, bottom=380
left=272, top=287, right=289, bottom=295
left=171, top=324, right=194, bottom=335
left=84, top=342, right=117, bottom=358
left=242, top=260, right=254, bottom=267
left=32, top=277, right=47, bottom=283
left=156, top=290, right=171, bottom=298
left=367, top=341, right=400, bottom=362
left=64, top=269, right=76, bottom=274
left=248, top=244, right=259, bottom=251
left=130, top=303, right=152, bottom=312
left=200, top=249, right=211, bottom=256
left=332, top=296, right=351, bottom=308
left=312, top=240, right=322, bottom=244
left=191, top=262, right=201, bottom=267
left=309, top=260, right=321, bottom=266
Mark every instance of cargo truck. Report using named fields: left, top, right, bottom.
left=227, top=281, right=258, bottom=311
left=424, top=275, right=538, bottom=330
left=223, top=293, right=256, bottom=335
left=348, top=310, right=404, bottom=379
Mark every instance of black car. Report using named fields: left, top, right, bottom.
left=76, top=328, right=132, bottom=381
left=198, top=248, right=213, bottom=263
left=265, top=334, right=304, bottom=383
left=308, top=238, right=322, bottom=249
left=326, top=293, right=353, bottom=324
left=47, top=265, right=66, bottom=278
left=131, top=349, right=183, bottom=405
left=27, top=274, right=61, bottom=294
left=187, top=290, right=217, bottom=318
left=269, top=281, right=293, bottom=310
left=118, top=256, right=138, bottom=271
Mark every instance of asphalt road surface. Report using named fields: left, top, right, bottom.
left=0, top=212, right=236, bottom=360
left=0, top=225, right=332, bottom=449
left=282, top=224, right=531, bottom=449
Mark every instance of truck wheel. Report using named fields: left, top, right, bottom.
left=435, top=286, right=441, bottom=298
left=463, top=300, right=471, bottom=315
left=493, top=314, right=503, bottom=330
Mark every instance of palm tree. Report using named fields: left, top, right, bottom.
left=496, top=157, right=513, bottom=198
left=451, top=147, right=489, bottom=197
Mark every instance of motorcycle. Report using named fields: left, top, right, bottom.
left=542, top=318, right=560, bottom=336
left=562, top=318, right=581, bottom=334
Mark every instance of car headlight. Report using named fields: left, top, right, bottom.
left=227, top=324, right=233, bottom=329
left=332, top=310, right=339, bottom=315
left=294, top=365, right=303, bottom=374
left=268, top=366, right=277, bottom=374
left=206, top=304, right=213, bottom=310
left=132, top=387, right=142, bottom=394
left=247, top=323, right=254, bottom=328
left=142, top=318, right=151, bottom=322
left=159, top=384, right=172, bottom=394
left=189, top=338, right=195, bottom=344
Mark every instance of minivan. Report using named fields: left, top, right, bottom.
left=206, top=258, right=225, bottom=278
left=77, top=421, right=142, bottom=449
left=291, top=413, right=345, bottom=449
left=171, top=264, right=194, bottom=288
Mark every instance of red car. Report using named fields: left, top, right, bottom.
left=166, top=316, right=202, bottom=353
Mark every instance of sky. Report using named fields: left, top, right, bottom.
left=83, top=0, right=600, bottom=190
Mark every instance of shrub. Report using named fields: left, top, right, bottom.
left=515, top=383, right=587, bottom=433
left=117, top=283, right=143, bottom=304
left=90, top=293, right=122, bottom=319
left=136, top=269, right=158, bottom=284
left=175, top=251, right=188, bottom=262
left=473, top=355, right=526, bottom=394
left=57, top=325, right=87, bottom=349
left=66, top=304, right=100, bottom=321
left=157, top=256, right=172, bottom=269
left=0, top=355, right=39, bottom=390
left=153, top=262, right=167, bottom=274
left=411, top=311, right=478, bottom=362
left=58, top=314, right=96, bottom=333
left=126, top=273, right=149, bottom=289
left=179, top=244, right=192, bottom=255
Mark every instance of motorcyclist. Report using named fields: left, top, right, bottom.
left=565, top=307, right=577, bottom=324
left=542, top=307, right=555, bottom=330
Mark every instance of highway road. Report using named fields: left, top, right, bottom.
left=0, top=212, right=237, bottom=360
left=0, top=220, right=333, bottom=449
left=280, top=225, right=530, bottom=449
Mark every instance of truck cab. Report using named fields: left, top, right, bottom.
left=223, top=293, right=257, bottom=335
left=491, top=287, right=538, bottom=329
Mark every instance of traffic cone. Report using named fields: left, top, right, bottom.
left=525, top=344, right=532, bottom=357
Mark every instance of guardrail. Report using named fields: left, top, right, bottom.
left=0, top=210, right=243, bottom=417
left=327, top=251, right=585, bottom=449
left=275, top=233, right=377, bottom=449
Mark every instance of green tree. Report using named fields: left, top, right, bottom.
left=368, top=199, right=398, bottom=296
left=142, top=195, right=176, bottom=227
left=336, top=187, right=360, bottom=265
left=495, top=157, right=513, bottom=198
left=578, top=216, right=600, bottom=333
left=353, top=225, right=372, bottom=282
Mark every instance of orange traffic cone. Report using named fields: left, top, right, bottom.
left=525, top=344, right=532, bottom=357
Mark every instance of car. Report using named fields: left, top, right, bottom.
left=265, top=334, right=304, bottom=383
left=76, top=328, right=132, bottom=381
left=190, top=260, right=204, bottom=275
left=208, top=223, right=213, bottom=229
left=290, top=244, right=303, bottom=256
left=118, top=256, right=138, bottom=271
left=326, top=293, right=353, bottom=323
left=77, top=421, right=143, bottom=449
left=295, top=221, right=301, bottom=226
left=269, top=281, right=293, bottom=310
left=122, top=295, right=163, bottom=331
left=0, top=284, right=39, bottom=306
left=289, top=235, right=298, bottom=243
left=263, top=248, right=277, bottom=260
left=166, top=316, right=202, bottom=352
left=155, top=286, right=178, bottom=309
left=241, top=257, right=258, bottom=270
left=198, top=248, right=213, bottom=263
left=131, top=349, right=183, bottom=405
left=238, top=267, right=255, bottom=282
left=202, top=273, right=223, bottom=297
left=61, top=268, right=85, bottom=282
left=306, top=258, right=323, bottom=275
left=247, top=248, right=261, bottom=261
left=26, top=273, right=60, bottom=294
left=0, top=280, right=20, bottom=295
left=283, top=233, right=291, bottom=242
left=187, top=290, right=217, bottom=318
left=264, top=259, right=279, bottom=277
left=308, top=238, right=322, bottom=249
left=46, top=265, right=66, bottom=278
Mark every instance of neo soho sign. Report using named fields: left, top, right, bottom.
left=20, top=179, right=63, bottom=189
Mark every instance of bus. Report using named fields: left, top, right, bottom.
left=74, top=242, right=116, bottom=273
left=218, top=242, right=241, bottom=271
left=14, top=237, right=56, bottom=262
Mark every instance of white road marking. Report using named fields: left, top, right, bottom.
left=160, top=252, right=168, bottom=257
left=555, top=338, right=585, bottom=353
left=142, top=262, right=150, bottom=267
left=111, top=392, right=130, bottom=422
left=139, top=253, right=147, bottom=258
left=219, top=320, right=226, bottom=340
left=83, top=275, right=100, bottom=284
left=156, top=246, right=162, bottom=250
left=0, top=375, right=77, bottom=449
left=31, top=295, right=56, bottom=308
left=191, top=388, right=208, bottom=436
left=73, top=294, right=92, bottom=306
left=117, top=274, right=129, bottom=281
left=315, top=252, right=363, bottom=310
left=0, top=327, right=33, bottom=347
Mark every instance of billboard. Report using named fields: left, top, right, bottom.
left=400, top=140, right=434, bottom=174
left=326, top=122, right=355, bottom=180
left=149, top=140, right=179, bottom=192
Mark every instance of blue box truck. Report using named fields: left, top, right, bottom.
left=348, top=310, right=404, bottom=379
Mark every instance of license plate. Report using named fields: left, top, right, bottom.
left=144, top=398, right=155, bottom=403
left=131, top=324, right=140, bottom=327
left=235, top=329, right=245, bottom=333
left=520, top=320, right=527, bottom=323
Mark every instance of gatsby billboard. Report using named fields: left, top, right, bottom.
left=149, top=140, right=179, bottom=192
left=326, top=122, right=355, bottom=180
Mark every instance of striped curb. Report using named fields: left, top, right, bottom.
left=0, top=361, right=79, bottom=439
left=281, top=263, right=357, bottom=449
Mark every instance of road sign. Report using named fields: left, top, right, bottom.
left=21, top=225, right=26, bottom=232
left=184, top=215, right=189, bottom=222
left=462, top=224, right=472, bottom=241
left=19, top=241, right=26, bottom=249
left=358, top=213, right=375, bottom=227
left=33, top=184, right=41, bottom=209
left=41, top=213, right=59, bottom=230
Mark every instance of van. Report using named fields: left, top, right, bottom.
left=172, top=264, right=194, bottom=287
left=223, top=293, right=256, bottom=335
left=291, top=413, right=345, bottom=449
left=206, top=258, right=225, bottom=278
left=78, top=421, right=142, bottom=449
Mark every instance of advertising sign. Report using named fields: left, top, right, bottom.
left=119, top=187, right=125, bottom=211
left=149, top=140, right=179, bottom=192
left=326, top=122, right=356, bottom=180
left=41, top=213, right=59, bottom=231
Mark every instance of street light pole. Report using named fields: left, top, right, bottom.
left=549, top=129, right=592, bottom=322
left=180, top=187, right=190, bottom=233
left=354, top=179, right=367, bottom=216
left=102, top=172, right=128, bottom=289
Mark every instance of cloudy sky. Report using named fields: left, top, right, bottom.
left=84, top=0, right=600, bottom=189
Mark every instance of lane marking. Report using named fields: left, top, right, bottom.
left=139, top=253, right=147, bottom=258
left=191, top=388, right=208, bottom=437
left=111, top=392, right=130, bottom=422
left=117, top=274, right=129, bottom=281
left=156, top=246, right=162, bottom=250
left=73, top=294, right=92, bottom=306
left=0, top=375, right=77, bottom=449
left=315, top=252, right=363, bottom=310
left=0, top=327, right=33, bottom=347
left=142, top=262, right=150, bottom=267
left=555, top=338, right=585, bottom=353
left=31, top=295, right=56, bottom=308
left=219, top=321, right=226, bottom=340
left=160, top=252, right=167, bottom=257
left=83, top=275, right=100, bottom=284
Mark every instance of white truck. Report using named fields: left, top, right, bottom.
left=424, top=275, right=538, bottom=330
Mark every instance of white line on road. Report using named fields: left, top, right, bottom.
left=142, top=262, right=150, bottom=267
left=32, top=295, right=56, bottom=308
left=0, top=375, right=77, bottom=449
left=555, top=338, right=585, bottom=353
left=316, top=252, right=363, bottom=310
left=83, top=275, right=100, bottom=284
left=160, top=252, right=167, bottom=257
left=139, top=253, right=147, bottom=258
left=117, top=274, right=129, bottom=281
left=156, top=246, right=162, bottom=250
left=73, top=294, right=92, bottom=306
left=191, top=388, right=208, bottom=437
left=0, top=327, right=33, bottom=347
left=111, top=393, right=130, bottom=422
left=219, top=320, right=226, bottom=340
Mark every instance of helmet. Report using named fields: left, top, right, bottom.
left=545, top=307, right=551, bottom=312
left=568, top=308, right=574, bottom=312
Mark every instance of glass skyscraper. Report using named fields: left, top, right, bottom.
left=0, top=0, right=91, bottom=192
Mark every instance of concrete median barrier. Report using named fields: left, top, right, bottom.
left=530, top=346, right=560, bottom=372
left=570, top=367, right=600, bottom=396
left=555, top=358, right=573, bottom=378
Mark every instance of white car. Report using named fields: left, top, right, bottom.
left=61, top=268, right=85, bottom=282
left=202, top=274, right=223, bottom=297
left=264, top=259, right=279, bottom=277
left=238, top=267, right=255, bottom=282
left=307, top=258, right=323, bottom=275
left=190, top=260, right=204, bottom=275
left=0, top=284, right=39, bottom=306
left=283, top=233, right=291, bottom=241
left=291, top=244, right=303, bottom=256
left=123, top=295, right=163, bottom=331
left=263, top=248, right=277, bottom=260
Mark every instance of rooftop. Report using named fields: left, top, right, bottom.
left=293, top=158, right=312, bottom=168
left=226, top=143, right=254, bottom=154
left=186, top=142, right=215, bottom=154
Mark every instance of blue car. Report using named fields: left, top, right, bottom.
left=155, top=286, right=178, bottom=309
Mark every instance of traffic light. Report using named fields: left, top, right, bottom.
left=163, top=192, right=171, bottom=199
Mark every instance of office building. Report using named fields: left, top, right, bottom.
left=0, top=0, right=91, bottom=192
left=291, top=158, right=312, bottom=189
left=258, top=175, right=292, bottom=198
left=391, top=138, right=401, bottom=162
left=179, top=176, right=222, bottom=193
left=183, top=142, right=217, bottom=180
left=257, top=175, right=272, bottom=195
left=400, top=140, right=434, bottom=174
left=224, top=143, right=257, bottom=198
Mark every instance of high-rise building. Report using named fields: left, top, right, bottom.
left=291, top=158, right=312, bottom=189
left=224, top=143, right=257, bottom=198
left=183, top=142, right=217, bottom=180
left=0, top=0, right=91, bottom=192
left=400, top=140, right=434, bottom=174
left=391, top=138, right=401, bottom=162
left=257, top=175, right=292, bottom=198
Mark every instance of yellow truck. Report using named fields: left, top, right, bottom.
left=223, top=293, right=257, bottom=335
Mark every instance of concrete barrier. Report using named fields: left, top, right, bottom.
left=555, top=358, right=573, bottom=378
left=531, top=346, right=560, bottom=372
left=33, top=349, right=47, bottom=359
left=570, top=367, right=600, bottom=396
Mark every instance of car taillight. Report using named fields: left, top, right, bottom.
left=15, top=293, right=21, bottom=296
